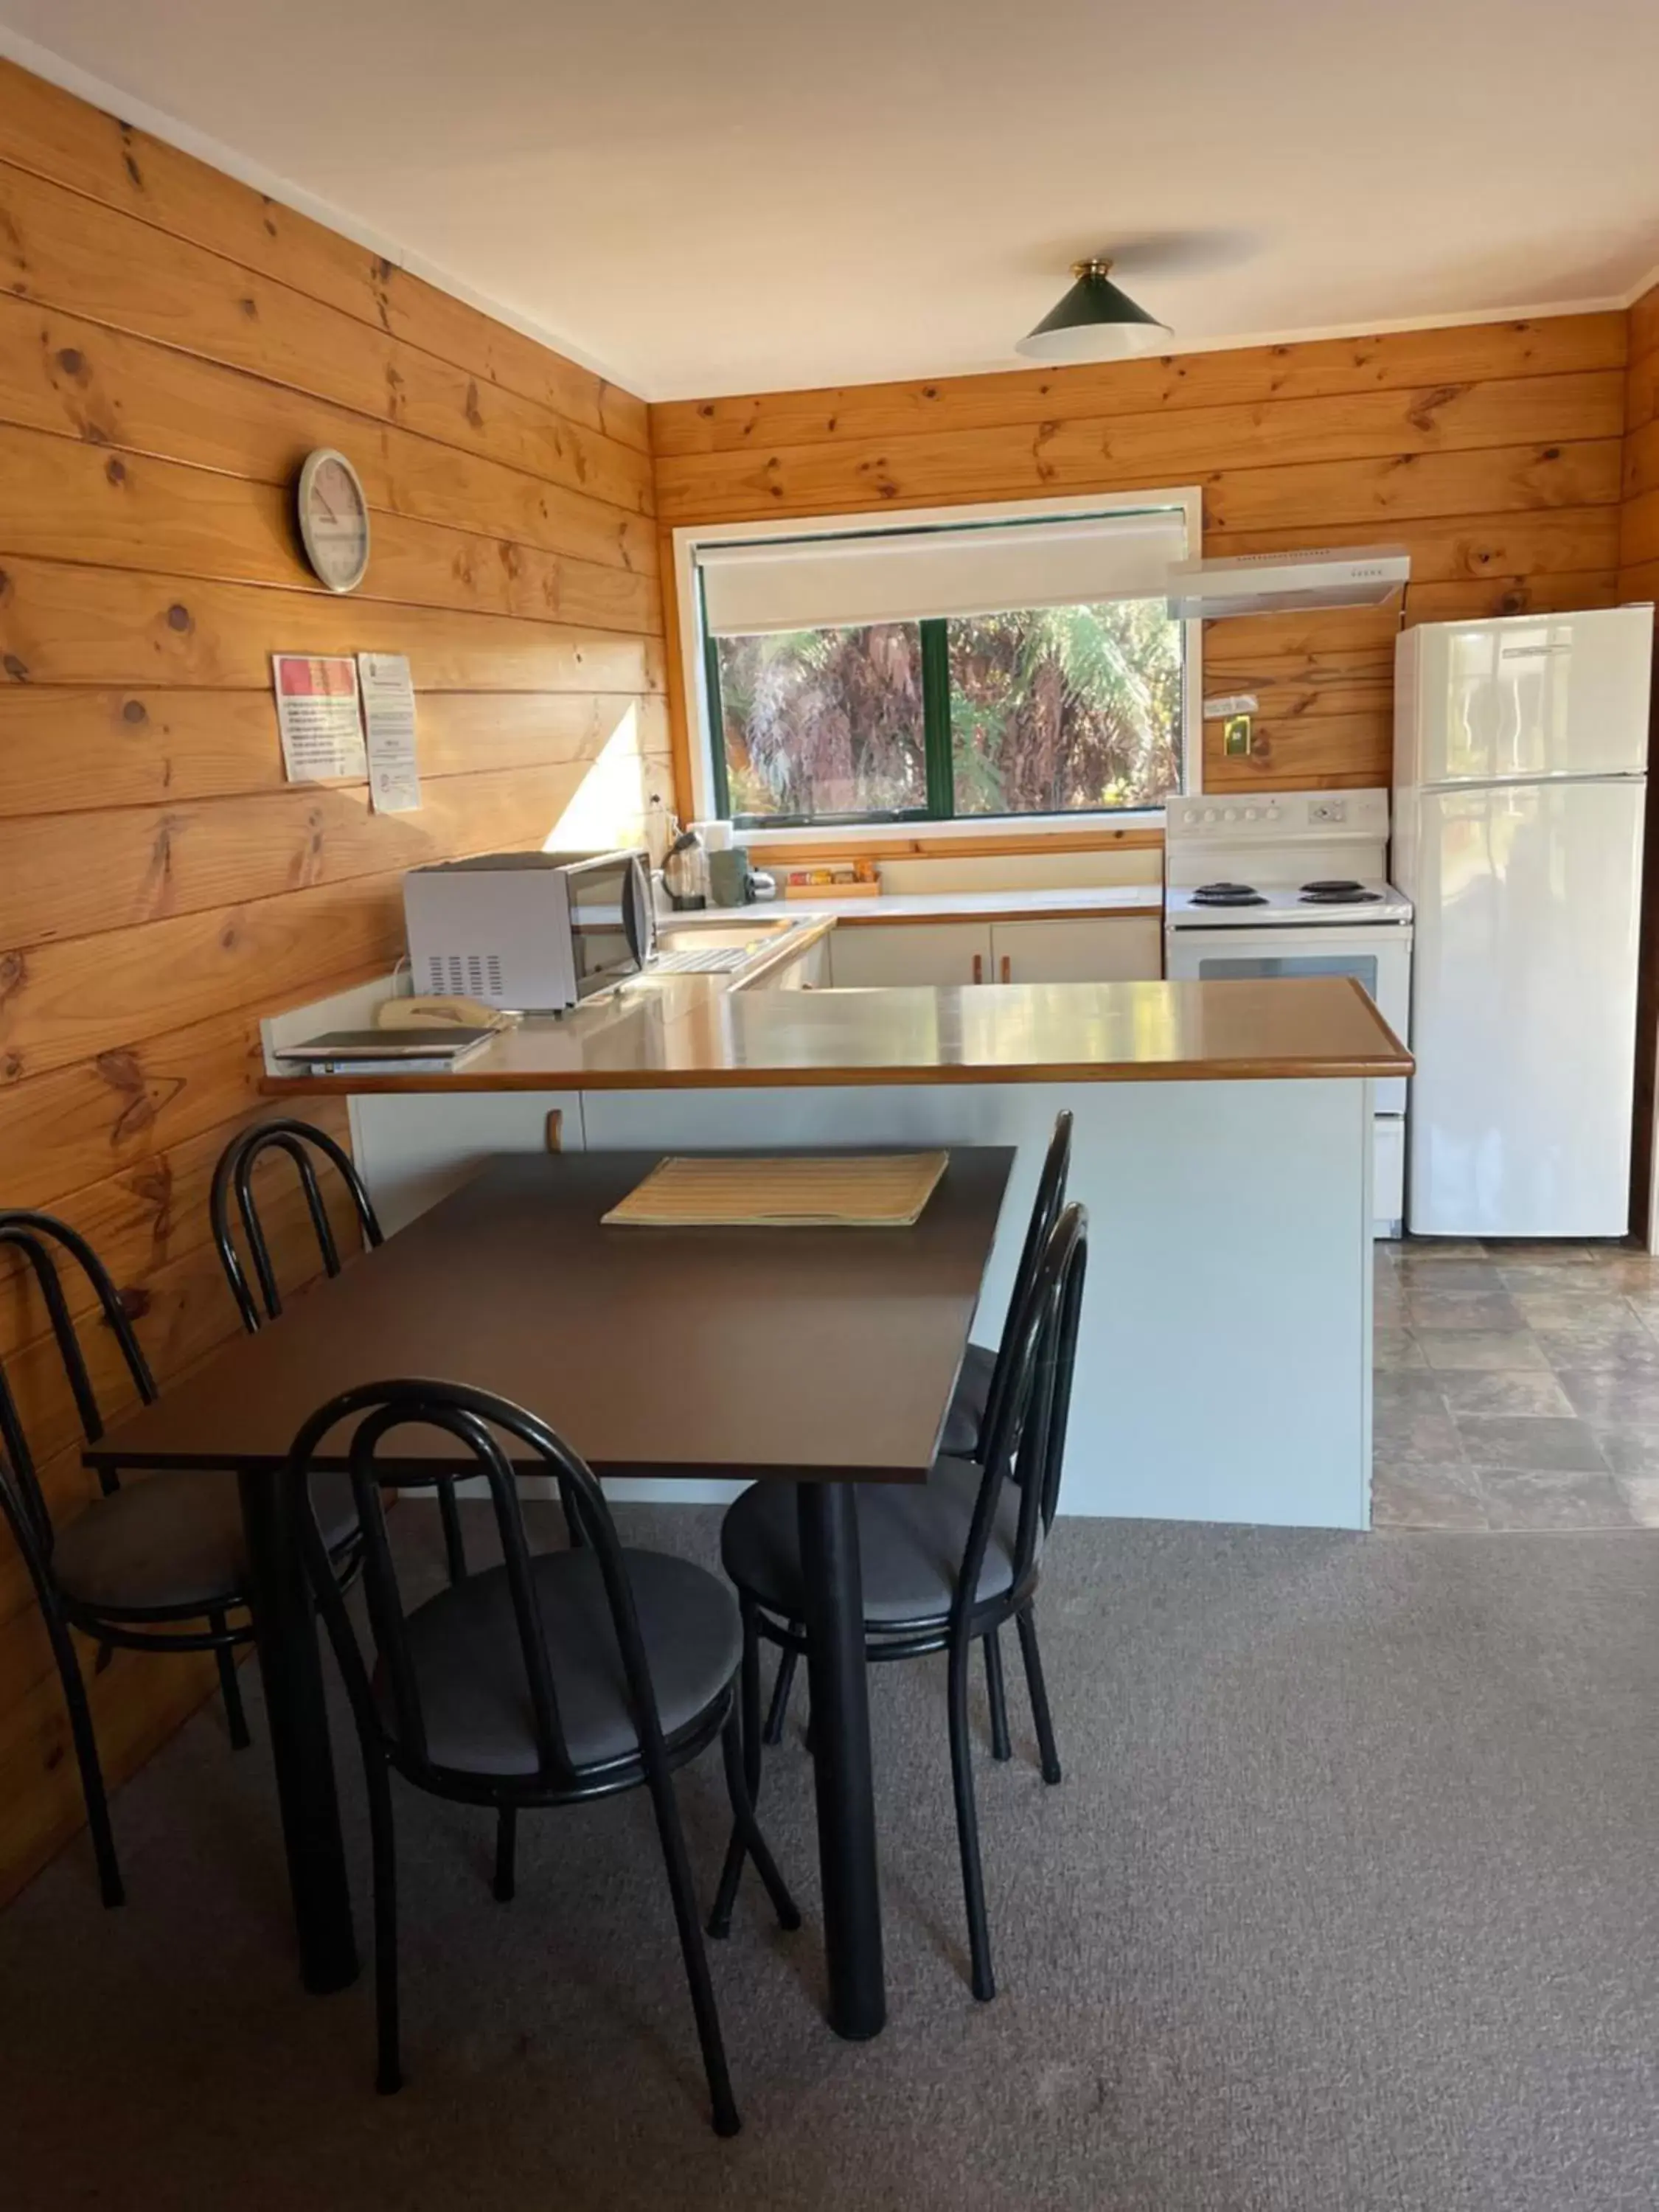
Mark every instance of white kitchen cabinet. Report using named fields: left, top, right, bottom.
left=827, top=922, right=993, bottom=987
left=757, top=933, right=831, bottom=989
left=988, top=915, right=1162, bottom=983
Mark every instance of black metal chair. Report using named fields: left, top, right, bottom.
left=712, top=1201, right=1088, bottom=2003
left=0, top=1211, right=349, bottom=1907
left=942, top=1107, right=1074, bottom=1462
left=286, top=1378, right=800, bottom=2136
left=210, top=1118, right=468, bottom=1587
left=758, top=1109, right=1074, bottom=1760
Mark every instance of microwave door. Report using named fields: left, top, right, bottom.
left=566, top=855, right=647, bottom=995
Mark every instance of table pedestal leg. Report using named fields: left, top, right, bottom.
left=796, top=1480, right=884, bottom=2040
left=238, top=1467, right=358, bottom=1994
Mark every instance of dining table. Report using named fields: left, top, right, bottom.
left=83, top=1144, right=1015, bottom=2042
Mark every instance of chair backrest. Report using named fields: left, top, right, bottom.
left=953, top=1201, right=1088, bottom=1641
left=285, top=1378, right=671, bottom=1793
left=977, top=1110, right=1072, bottom=1459
left=0, top=1213, right=158, bottom=1579
left=210, top=1118, right=383, bottom=1330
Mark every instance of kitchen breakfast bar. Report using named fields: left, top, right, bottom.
left=265, top=973, right=1411, bottom=1532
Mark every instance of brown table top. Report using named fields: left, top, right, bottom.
left=262, top=975, right=1412, bottom=1096
left=86, top=1149, right=1015, bottom=1485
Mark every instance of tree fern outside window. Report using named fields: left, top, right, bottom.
left=945, top=602, right=1181, bottom=816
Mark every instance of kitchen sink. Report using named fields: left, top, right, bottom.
left=655, top=915, right=800, bottom=956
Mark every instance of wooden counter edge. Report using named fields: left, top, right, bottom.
left=262, top=1051, right=1413, bottom=1096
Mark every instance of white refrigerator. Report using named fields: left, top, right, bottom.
left=1393, top=605, right=1654, bottom=1238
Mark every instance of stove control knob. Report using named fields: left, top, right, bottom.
left=1265, top=804, right=1281, bottom=821
left=1244, top=807, right=1259, bottom=820
left=1222, top=807, right=1238, bottom=821
left=1203, top=808, right=1217, bottom=822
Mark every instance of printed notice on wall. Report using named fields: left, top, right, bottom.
left=272, top=655, right=367, bottom=782
left=358, top=652, right=422, bottom=813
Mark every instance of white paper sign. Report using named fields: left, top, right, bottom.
left=272, top=655, right=367, bottom=782
left=358, top=652, right=422, bottom=813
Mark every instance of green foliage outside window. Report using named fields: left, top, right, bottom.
left=709, top=598, right=1183, bottom=825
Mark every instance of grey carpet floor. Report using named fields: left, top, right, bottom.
left=3, top=1508, right=1658, bottom=2211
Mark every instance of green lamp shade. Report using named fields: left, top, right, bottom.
left=1016, top=262, right=1172, bottom=363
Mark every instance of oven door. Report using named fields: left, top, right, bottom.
left=562, top=851, right=655, bottom=999
left=1165, top=922, right=1411, bottom=1112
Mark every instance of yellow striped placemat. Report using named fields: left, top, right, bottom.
left=602, top=1152, right=949, bottom=1228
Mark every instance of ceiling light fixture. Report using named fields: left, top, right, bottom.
left=1015, top=257, right=1173, bottom=363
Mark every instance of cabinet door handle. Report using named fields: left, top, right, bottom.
left=972, top=953, right=983, bottom=984
left=1000, top=953, right=1012, bottom=984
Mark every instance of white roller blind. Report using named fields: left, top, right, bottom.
left=697, top=509, right=1189, bottom=637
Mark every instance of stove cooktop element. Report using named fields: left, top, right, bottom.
left=1163, top=787, right=1412, bottom=931
left=1192, top=881, right=1268, bottom=907
left=1166, top=880, right=1411, bottom=928
left=1300, top=878, right=1382, bottom=905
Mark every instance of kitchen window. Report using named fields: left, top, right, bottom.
left=684, top=494, right=1200, bottom=830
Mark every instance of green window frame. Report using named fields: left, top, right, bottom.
left=700, top=583, right=1185, bottom=830
left=703, top=616, right=953, bottom=827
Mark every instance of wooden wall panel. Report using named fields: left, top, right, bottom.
left=1620, top=283, right=1659, bottom=602
left=0, top=163, right=653, bottom=514
left=1619, top=285, right=1659, bottom=1240
left=0, top=689, right=667, bottom=815
left=0, top=294, right=656, bottom=575
left=0, top=557, right=662, bottom=692
left=650, top=311, right=1629, bottom=812
left=0, top=60, right=663, bottom=1905
left=0, top=58, right=648, bottom=453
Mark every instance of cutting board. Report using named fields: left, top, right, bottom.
left=602, top=1152, right=949, bottom=1228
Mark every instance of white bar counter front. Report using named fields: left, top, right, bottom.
left=262, top=974, right=1411, bottom=1531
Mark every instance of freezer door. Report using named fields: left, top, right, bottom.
left=1407, top=779, right=1644, bottom=1237
left=1399, top=606, right=1652, bottom=785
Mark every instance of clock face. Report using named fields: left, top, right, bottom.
left=297, top=448, right=371, bottom=593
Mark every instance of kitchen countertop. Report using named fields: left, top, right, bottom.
left=263, top=975, right=1411, bottom=1094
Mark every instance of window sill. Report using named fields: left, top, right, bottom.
left=740, top=809, right=1167, bottom=852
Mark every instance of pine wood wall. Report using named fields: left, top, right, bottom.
left=650, top=314, right=1630, bottom=810
left=1619, top=282, right=1659, bottom=1236
left=0, top=58, right=664, bottom=1904
left=1620, top=285, right=1659, bottom=605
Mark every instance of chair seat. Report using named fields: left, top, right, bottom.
left=720, top=1456, right=1023, bottom=1632
left=53, top=1470, right=357, bottom=1621
left=939, top=1340, right=996, bottom=1458
left=378, top=1547, right=742, bottom=1780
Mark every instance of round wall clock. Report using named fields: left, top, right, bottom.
left=296, top=448, right=371, bottom=593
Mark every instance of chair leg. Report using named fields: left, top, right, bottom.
left=643, top=1759, right=740, bottom=2138
left=436, top=1478, right=467, bottom=1585
left=493, top=1804, right=518, bottom=1903
left=946, top=1633, right=995, bottom=2002
left=983, top=1630, right=1012, bottom=1762
left=46, top=1610, right=122, bottom=1908
left=1016, top=1605, right=1062, bottom=1786
left=709, top=1603, right=762, bottom=1938
left=211, top=1615, right=251, bottom=1750
left=366, top=1758, right=403, bottom=2096
left=719, top=1707, right=801, bottom=1932
left=762, top=1641, right=799, bottom=1746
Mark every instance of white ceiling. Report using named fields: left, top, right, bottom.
left=4, top=0, right=1659, bottom=402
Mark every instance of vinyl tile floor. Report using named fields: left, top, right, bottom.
left=1374, top=1237, right=1659, bottom=1531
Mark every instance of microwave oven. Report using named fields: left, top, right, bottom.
left=402, top=849, right=657, bottom=1012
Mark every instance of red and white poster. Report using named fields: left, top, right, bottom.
left=271, top=654, right=367, bottom=782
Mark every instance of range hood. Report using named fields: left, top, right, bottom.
left=1166, top=546, right=1411, bottom=620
